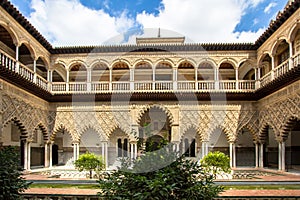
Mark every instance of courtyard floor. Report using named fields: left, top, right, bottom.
left=23, top=168, right=300, bottom=197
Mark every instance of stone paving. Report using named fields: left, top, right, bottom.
left=22, top=169, right=300, bottom=197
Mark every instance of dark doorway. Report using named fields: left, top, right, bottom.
left=52, top=144, right=58, bottom=165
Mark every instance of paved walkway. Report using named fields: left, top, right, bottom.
left=22, top=169, right=300, bottom=197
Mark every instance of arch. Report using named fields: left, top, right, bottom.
left=259, top=123, right=277, bottom=143
left=32, top=123, right=48, bottom=141
left=79, top=125, right=107, bottom=141
left=288, top=21, right=300, bottom=42
left=134, top=60, right=153, bottom=82
left=179, top=124, right=200, bottom=141
left=177, top=60, right=195, bottom=81
left=68, top=60, right=88, bottom=70
left=50, top=125, right=73, bottom=142
left=154, top=59, right=174, bottom=69
left=208, top=126, right=231, bottom=143
left=271, top=36, right=289, bottom=56
left=198, top=58, right=217, bottom=69
left=90, top=59, right=110, bottom=70
left=0, top=21, right=19, bottom=45
left=136, top=104, right=174, bottom=126
left=0, top=22, right=17, bottom=54
left=108, top=125, right=131, bottom=140
left=237, top=124, right=258, bottom=143
left=111, top=59, right=131, bottom=69
left=176, top=58, right=197, bottom=69
left=91, top=61, right=110, bottom=82
left=69, top=61, right=87, bottom=82
left=236, top=126, right=256, bottom=167
left=281, top=116, right=300, bottom=140
left=258, top=52, right=272, bottom=65
left=19, top=41, right=36, bottom=60
left=4, top=117, right=28, bottom=137
left=133, top=59, right=154, bottom=69
left=36, top=56, right=50, bottom=70
left=218, top=58, right=238, bottom=69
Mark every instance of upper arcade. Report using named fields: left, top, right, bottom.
left=0, top=0, right=299, bottom=100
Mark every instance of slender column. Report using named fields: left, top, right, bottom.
left=278, top=142, right=282, bottom=171
left=27, top=141, right=31, bottom=170
left=201, top=141, right=208, bottom=159
left=24, top=140, right=28, bottom=170
left=271, top=56, right=275, bottom=80
left=282, top=141, right=285, bottom=171
left=215, top=67, right=219, bottom=90
left=66, top=70, right=70, bottom=91
left=87, top=68, right=91, bottom=91
left=229, top=143, right=233, bottom=168
left=235, top=68, right=239, bottom=90
left=289, top=42, right=293, bottom=70
left=173, top=68, right=177, bottom=90
left=76, top=143, right=80, bottom=160
left=130, top=143, right=134, bottom=159
left=109, top=68, right=112, bottom=91
left=105, top=142, right=108, bottom=168
left=73, top=142, right=79, bottom=162
left=255, top=143, right=259, bottom=168
left=33, top=59, right=37, bottom=83
left=47, top=70, right=52, bottom=91
left=134, top=143, right=137, bottom=159
left=233, top=143, right=236, bottom=168
left=15, top=45, right=19, bottom=73
left=195, top=68, right=198, bottom=90
left=44, top=142, right=49, bottom=168
left=130, top=68, right=134, bottom=90
left=49, top=142, right=53, bottom=168
left=152, top=67, right=156, bottom=90
left=259, top=143, right=264, bottom=168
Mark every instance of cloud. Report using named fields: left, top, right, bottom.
left=26, top=0, right=270, bottom=46
left=28, top=0, right=132, bottom=46
left=136, top=0, right=263, bottom=43
left=264, top=2, right=277, bottom=14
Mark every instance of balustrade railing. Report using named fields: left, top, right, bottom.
left=178, top=81, right=195, bottom=90
left=274, top=59, right=289, bottom=79
left=92, top=82, right=110, bottom=91
left=134, top=82, right=153, bottom=91
left=112, top=81, right=130, bottom=91
left=155, top=81, right=173, bottom=90
left=1, top=50, right=299, bottom=94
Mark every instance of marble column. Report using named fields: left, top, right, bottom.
left=44, top=142, right=49, bottom=168
left=259, top=143, right=264, bottom=168
left=255, top=143, right=259, bottom=168
left=49, top=142, right=53, bottom=168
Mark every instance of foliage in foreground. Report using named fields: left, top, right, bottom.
left=74, top=152, right=105, bottom=179
left=98, top=146, right=223, bottom=200
left=0, top=146, right=31, bottom=200
left=200, top=151, right=231, bottom=178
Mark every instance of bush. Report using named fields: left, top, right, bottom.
left=74, top=152, right=105, bottom=179
left=98, top=146, right=223, bottom=200
left=200, top=151, right=231, bottom=178
left=0, top=146, right=31, bottom=200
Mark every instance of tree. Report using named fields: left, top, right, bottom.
left=98, top=145, right=223, bottom=200
left=0, top=146, right=31, bottom=200
left=200, top=151, right=231, bottom=179
left=74, top=152, right=105, bottom=179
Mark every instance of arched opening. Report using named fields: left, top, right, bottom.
left=30, top=128, right=46, bottom=168
left=134, top=61, right=153, bottom=90
left=285, top=119, right=300, bottom=171
left=262, top=126, right=278, bottom=169
left=155, top=62, right=173, bottom=81
left=112, top=62, right=130, bottom=81
left=180, top=127, right=200, bottom=158
left=146, top=135, right=165, bottom=152
left=108, top=128, right=129, bottom=166
left=19, top=43, right=34, bottom=69
left=219, top=62, right=235, bottom=80
left=2, top=120, right=26, bottom=166
left=80, top=129, right=102, bottom=156
left=138, top=107, right=172, bottom=152
left=236, top=128, right=255, bottom=167
left=290, top=26, right=300, bottom=56
left=134, top=61, right=152, bottom=81
left=52, top=128, right=73, bottom=166
left=273, top=40, right=289, bottom=67
left=52, top=70, right=65, bottom=82
left=0, top=25, right=16, bottom=58
left=242, top=69, right=255, bottom=80
left=208, top=128, right=229, bottom=156
left=259, top=54, right=272, bottom=77
left=198, top=62, right=214, bottom=80
left=178, top=61, right=195, bottom=81
left=69, top=64, right=87, bottom=82
left=91, top=62, right=109, bottom=82
left=36, top=57, right=47, bottom=80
